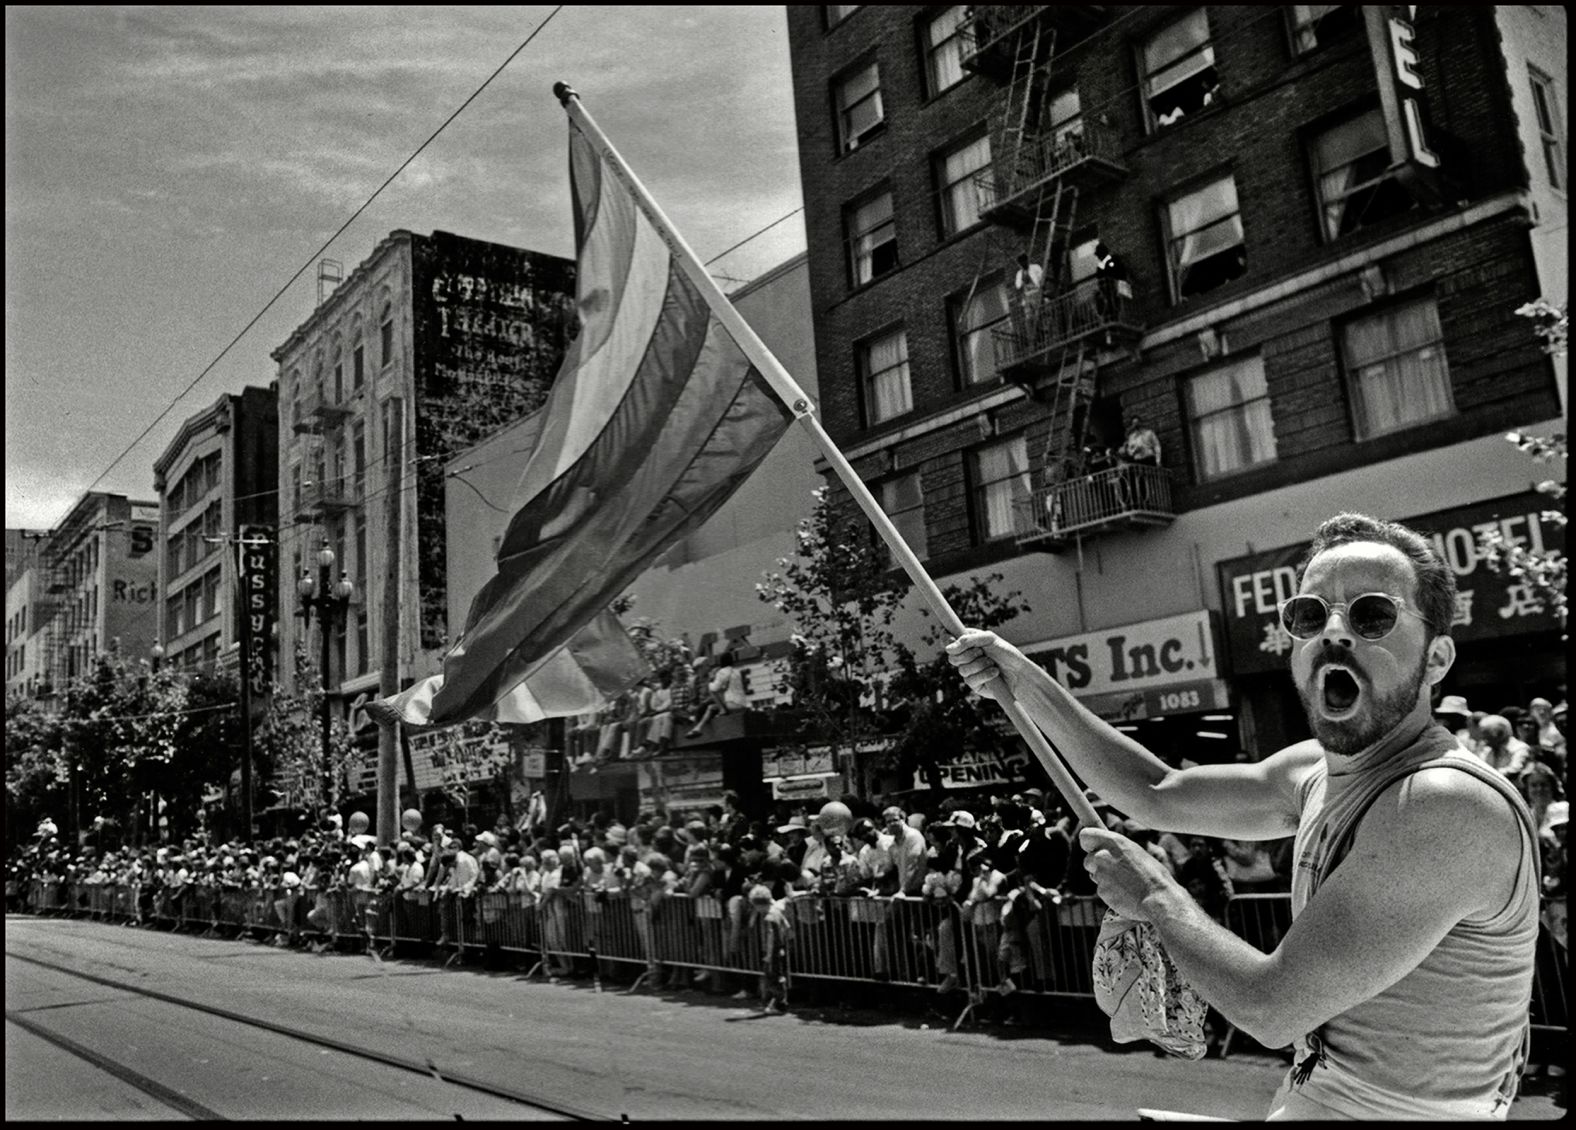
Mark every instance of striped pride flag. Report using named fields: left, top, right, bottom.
left=376, top=116, right=794, bottom=728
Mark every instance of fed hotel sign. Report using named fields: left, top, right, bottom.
left=1218, top=493, right=1563, bottom=676
left=1021, top=610, right=1226, bottom=723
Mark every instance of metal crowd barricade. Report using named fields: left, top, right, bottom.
left=14, top=878, right=1567, bottom=1050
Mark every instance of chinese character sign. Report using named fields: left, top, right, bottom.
left=1218, top=493, right=1563, bottom=676
left=238, top=525, right=276, bottom=705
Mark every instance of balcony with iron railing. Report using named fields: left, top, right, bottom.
left=294, top=474, right=361, bottom=519
left=991, top=277, right=1145, bottom=379
left=1014, top=463, right=1175, bottom=549
left=974, top=122, right=1128, bottom=228
left=291, top=384, right=353, bottom=434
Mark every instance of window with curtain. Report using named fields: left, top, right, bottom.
left=1142, top=9, right=1218, bottom=131
left=951, top=277, right=1010, bottom=385
left=1048, top=87, right=1084, bottom=152
left=1186, top=354, right=1277, bottom=480
left=937, top=132, right=991, bottom=235
left=880, top=473, right=927, bottom=565
left=925, top=7, right=968, bottom=96
left=1313, top=109, right=1412, bottom=241
left=972, top=435, right=1030, bottom=542
left=1342, top=297, right=1453, bottom=438
left=861, top=329, right=912, bottom=424
left=847, top=190, right=897, bottom=286
left=1529, top=68, right=1566, bottom=192
left=835, top=62, right=884, bottom=153
left=1289, top=5, right=1358, bottom=54
left=1164, top=173, right=1245, bottom=301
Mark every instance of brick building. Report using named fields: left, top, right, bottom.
left=270, top=230, right=575, bottom=792
left=150, top=385, right=279, bottom=673
left=787, top=5, right=1565, bottom=768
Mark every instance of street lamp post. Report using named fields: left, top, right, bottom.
left=297, top=539, right=354, bottom=816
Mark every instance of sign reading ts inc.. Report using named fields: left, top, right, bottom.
left=1020, top=611, right=1220, bottom=698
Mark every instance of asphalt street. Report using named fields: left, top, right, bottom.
left=4, top=916, right=1564, bottom=1121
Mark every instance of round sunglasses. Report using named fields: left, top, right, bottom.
left=1277, top=592, right=1429, bottom=641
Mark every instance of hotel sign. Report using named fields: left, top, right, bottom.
left=1218, top=492, right=1563, bottom=676
left=1365, top=6, right=1440, bottom=188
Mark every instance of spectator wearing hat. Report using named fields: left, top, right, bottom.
left=766, top=812, right=800, bottom=866
left=1433, top=694, right=1479, bottom=755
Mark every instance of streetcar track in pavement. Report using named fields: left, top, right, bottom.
left=7, top=949, right=606, bottom=1121
left=5, top=1011, right=226, bottom=1120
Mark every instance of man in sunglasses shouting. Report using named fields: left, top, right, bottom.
left=946, top=513, right=1540, bottom=1119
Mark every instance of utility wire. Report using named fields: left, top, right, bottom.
left=74, top=7, right=565, bottom=507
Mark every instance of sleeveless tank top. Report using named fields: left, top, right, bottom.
left=1283, top=724, right=1540, bottom=1119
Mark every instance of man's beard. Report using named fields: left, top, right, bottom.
left=1296, top=648, right=1429, bottom=757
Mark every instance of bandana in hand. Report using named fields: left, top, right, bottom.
left=1092, top=910, right=1209, bottom=1059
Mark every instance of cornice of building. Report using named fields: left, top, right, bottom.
left=270, top=230, right=416, bottom=364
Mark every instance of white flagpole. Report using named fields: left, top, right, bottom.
left=555, top=83, right=1103, bottom=830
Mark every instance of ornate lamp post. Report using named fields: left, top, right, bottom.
left=297, top=539, right=354, bottom=814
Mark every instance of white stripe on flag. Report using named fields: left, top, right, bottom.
left=552, top=169, right=671, bottom=481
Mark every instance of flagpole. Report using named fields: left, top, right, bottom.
left=554, top=83, right=1104, bottom=831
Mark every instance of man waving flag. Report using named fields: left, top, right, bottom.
left=375, top=92, right=794, bottom=728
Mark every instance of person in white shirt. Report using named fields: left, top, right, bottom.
left=882, top=806, right=928, bottom=896
left=1476, top=714, right=1532, bottom=779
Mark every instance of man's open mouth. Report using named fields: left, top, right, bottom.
left=1318, top=664, right=1363, bottom=719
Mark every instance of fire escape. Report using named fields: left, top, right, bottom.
left=962, top=5, right=1174, bottom=551
left=292, top=373, right=359, bottom=522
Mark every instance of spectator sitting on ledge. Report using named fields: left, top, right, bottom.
left=686, top=651, right=749, bottom=737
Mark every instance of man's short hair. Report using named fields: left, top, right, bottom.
left=1298, top=513, right=1456, bottom=639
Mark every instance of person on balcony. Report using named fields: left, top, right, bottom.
left=1013, top=252, right=1044, bottom=344
left=1117, top=415, right=1161, bottom=509
left=1094, top=241, right=1133, bottom=317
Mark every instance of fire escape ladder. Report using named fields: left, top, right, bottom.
left=1023, top=179, right=1078, bottom=342
left=1042, top=336, right=1095, bottom=478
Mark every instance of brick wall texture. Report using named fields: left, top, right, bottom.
left=787, top=5, right=1558, bottom=574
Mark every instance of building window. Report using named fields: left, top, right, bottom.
left=1312, top=109, right=1413, bottom=241
left=971, top=435, right=1030, bottom=543
left=834, top=61, right=884, bottom=153
left=1342, top=297, right=1453, bottom=439
left=352, top=340, right=365, bottom=390
left=333, top=355, right=344, bottom=403
left=356, top=609, right=370, bottom=676
left=1288, top=5, right=1358, bottom=54
left=924, top=6, right=969, bottom=97
left=1529, top=68, right=1566, bottom=192
left=291, top=464, right=302, bottom=513
left=380, top=306, right=394, bottom=368
left=289, top=370, right=302, bottom=430
left=1186, top=354, right=1277, bottom=481
left=951, top=277, right=1010, bottom=385
left=1163, top=173, right=1246, bottom=301
left=1142, top=9, right=1218, bottom=131
left=880, top=473, right=927, bottom=565
left=825, top=4, right=859, bottom=29
left=846, top=189, right=898, bottom=286
left=1047, top=87, right=1084, bottom=152
left=859, top=328, right=912, bottom=425
left=205, top=570, right=222, bottom=621
left=352, top=422, right=367, bottom=498
left=937, top=131, right=991, bottom=236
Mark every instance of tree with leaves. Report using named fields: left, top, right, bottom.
left=884, top=571, right=1032, bottom=792
left=1477, top=300, right=1568, bottom=636
left=758, top=486, right=913, bottom=791
left=254, top=640, right=360, bottom=817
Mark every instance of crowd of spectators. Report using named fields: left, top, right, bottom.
left=1433, top=693, right=1568, bottom=902
left=8, top=694, right=1565, bottom=1019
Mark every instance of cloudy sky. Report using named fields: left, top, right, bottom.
left=4, top=5, right=805, bottom=529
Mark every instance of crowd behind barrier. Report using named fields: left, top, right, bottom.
left=9, top=697, right=1567, bottom=1057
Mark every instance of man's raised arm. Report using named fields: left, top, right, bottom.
left=946, top=628, right=1309, bottom=840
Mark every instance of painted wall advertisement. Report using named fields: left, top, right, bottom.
left=1217, top=492, right=1564, bottom=676
left=1020, top=610, right=1227, bottom=723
